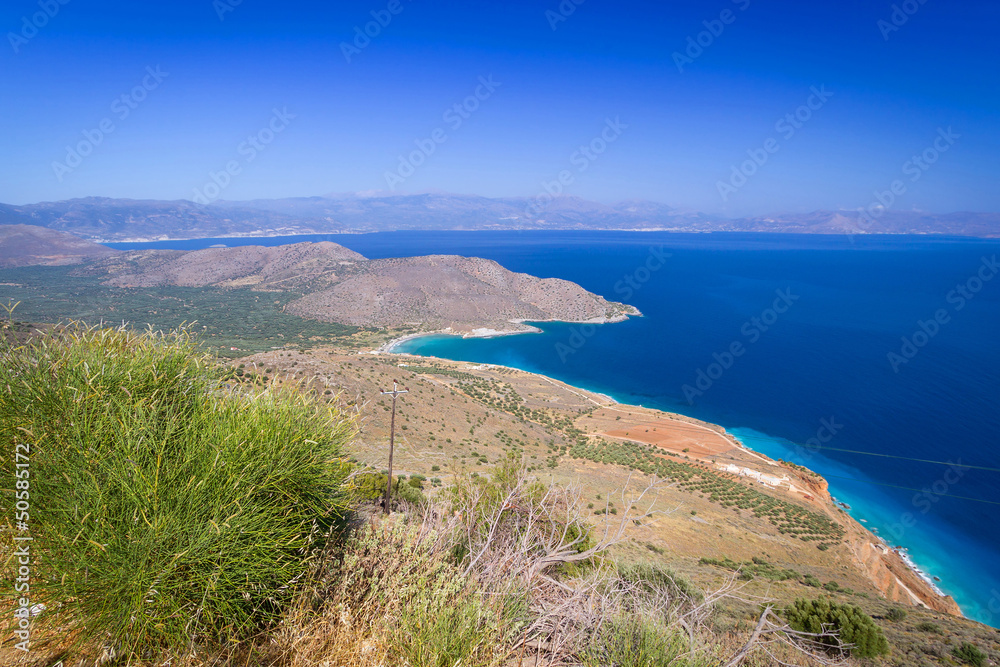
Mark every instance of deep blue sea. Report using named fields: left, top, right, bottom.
left=110, top=231, right=1000, bottom=625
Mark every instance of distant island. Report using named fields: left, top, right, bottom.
left=2, top=193, right=997, bottom=241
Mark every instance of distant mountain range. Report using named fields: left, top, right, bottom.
left=1, top=194, right=997, bottom=241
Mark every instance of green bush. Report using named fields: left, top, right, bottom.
left=350, top=471, right=425, bottom=506
left=0, top=327, right=355, bottom=657
left=885, top=607, right=907, bottom=622
left=952, top=642, right=987, bottom=666
left=915, top=620, right=941, bottom=634
left=783, top=598, right=889, bottom=658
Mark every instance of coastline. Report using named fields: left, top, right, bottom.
left=376, top=339, right=963, bottom=618
left=379, top=309, right=642, bottom=354
left=97, top=229, right=1000, bottom=246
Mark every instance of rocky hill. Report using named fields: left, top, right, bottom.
left=86, top=241, right=364, bottom=290
left=79, top=242, right=638, bottom=334
left=0, top=224, right=118, bottom=267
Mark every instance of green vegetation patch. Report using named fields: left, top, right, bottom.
left=404, top=365, right=478, bottom=380
left=0, top=265, right=360, bottom=357
left=569, top=438, right=845, bottom=544
left=783, top=597, right=890, bottom=659
left=0, top=326, right=355, bottom=657
left=699, top=556, right=800, bottom=582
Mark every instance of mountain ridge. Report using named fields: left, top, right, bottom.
left=2, top=194, right=996, bottom=240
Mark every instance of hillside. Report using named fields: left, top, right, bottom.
left=85, top=241, right=364, bottom=289
left=2, top=321, right=997, bottom=666
left=3, top=194, right=997, bottom=240
left=0, top=224, right=118, bottom=267
left=218, top=344, right=999, bottom=666
left=285, top=254, right=637, bottom=332
left=79, top=242, right=638, bottom=334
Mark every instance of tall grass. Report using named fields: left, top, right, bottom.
left=279, top=516, right=524, bottom=667
left=0, top=326, right=355, bottom=658
left=582, top=614, right=707, bottom=667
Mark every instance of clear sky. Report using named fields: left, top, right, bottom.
left=1, top=0, right=997, bottom=216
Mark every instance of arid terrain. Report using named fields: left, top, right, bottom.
left=77, top=241, right=639, bottom=334
left=0, top=224, right=119, bottom=267
left=231, top=344, right=984, bottom=642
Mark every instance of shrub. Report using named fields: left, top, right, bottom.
left=581, top=615, right=708, bottom=667
left=0, top=327, right=355, bottom=658
left=952, top=642, right=987, bottom=666
left=885, top=607, right=907, bottom=622
left=351, top=471, right=425, bottom=506
left=783, top=598, right=889, bottom=658
left=312, top=517, right=522, bottom=667
left=618, top=563, right=703, bottom=604
left=915, top=620, right=941, bottom=634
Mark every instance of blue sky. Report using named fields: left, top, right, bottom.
left=1, top=0, right=997, bottom=216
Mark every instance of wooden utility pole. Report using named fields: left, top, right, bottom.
left=381, top=381, right=408, bottom=513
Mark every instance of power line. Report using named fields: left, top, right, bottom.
left=818, top=473, right=1000, bottom=507
left=732, top=433, right=1000, bottom=473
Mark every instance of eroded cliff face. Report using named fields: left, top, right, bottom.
left=766, top=462, right=962, bottom=616
left=850, top=539, right=962, bottom=615
left=776, top=461, right=962, bottom=615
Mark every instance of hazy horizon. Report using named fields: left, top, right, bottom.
left=3, top=0, right=998, bottom=216
left=3, top=190, right=1000, bottom=221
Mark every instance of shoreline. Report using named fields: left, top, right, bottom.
left=96, top=230, right=1000, bottom=245
left=379, top=310, right=642, bottom=354
left=375, top=341, right=963, bottom=617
